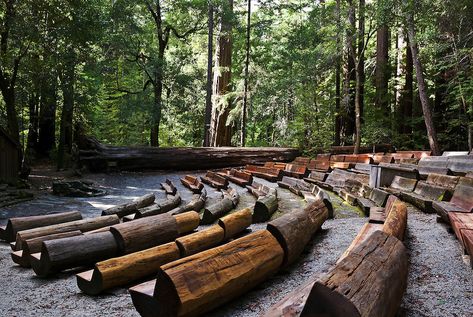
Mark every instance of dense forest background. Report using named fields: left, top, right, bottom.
left=0, top=0, right=472, bottom=168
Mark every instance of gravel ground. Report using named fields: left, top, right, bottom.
left=0, top=170, right=472, bottom=317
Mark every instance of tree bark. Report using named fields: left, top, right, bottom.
left=375, top=25, right=390, bottom=111
left=353, top=0, right=365, bottom=154
left=240, top=0, right=251, bottom=146
left=37, top=73, right=58, bottom=156
left=404, top=1, right=441, bottom=155
left=204, top=2, right=214, bottom=147
left=343, top=0, right=356, bottom=144
left=334, top=0, right=341, bottom=146
left=210, top=0, right=233, bottom=147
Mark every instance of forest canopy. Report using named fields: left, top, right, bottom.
left=0, top=0, right=472, bottom=166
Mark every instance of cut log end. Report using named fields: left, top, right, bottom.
left=129, top=280, right=159, bottom=317
left=76, top=269, right=103, bottom=295
left=174, top=211, right=200, bottom=235
left=253, top=194, right=278, bottom=223
left=217, top=208, right=253, bottom=239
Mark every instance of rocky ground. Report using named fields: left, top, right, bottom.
left=0, top=168, right=472, bottom=317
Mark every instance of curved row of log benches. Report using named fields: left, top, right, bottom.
left=265, top=196, right=408, bottom=317
left=246, top=182, right=278, bottom=222
left=129, top=197, right=332, bottom=317
left=76, top=208, right=253, bottom=295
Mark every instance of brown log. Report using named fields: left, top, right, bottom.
left=14, top=215, right=120, bottom=250
left=150, top=230, right=284, bottom=317
left=168, top=189, right=206, bottom=216
left=77, top=242, right=180, bottom=295
left=267, top=199, right=329, bottom=267
left=174, top=211, right=200, bottom=235
left=175, top=225, right=225, bottom=257
left=161, top=179, right=177, bottom=195
left=218, top=208, right=253, bottom=240
left=201, top=171, right=229, bottom=189
left=110, top=213, right=179, bottom=254
left=180, top=175, right=204, bottom=194
left=253, top=193, right=278, bottom=223
left=1, top=211, right=83, bottom=242
left=11, top=230, right=82, bottom=267
left=301, top=230, right=407, bottom=317
left=263, top=279, right=316, bottom=317
left=129, top=280, right=158, bottom=317
left=200, top=198, right=234, bottom=225
left=337, top=222, right=383, bottom=263
left=382, top=199, right=408, bottom=241
left=30, top=231, right=119, bottom=277
left=135, top=194, right=182, bottom=218
left=101, top=193, right=155, bottom=218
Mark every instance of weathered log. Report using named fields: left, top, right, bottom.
left=338, top=222, right=383, bottom=263
left=135, top=194, right=181, bottom=218
left=253, top=192, right=278, bottom=223
left=180, top=175, right=204, bottom=194
left=11, top=230, right=82, bottom=267
left=161, top=179, right=177, bottom=195
left=173, top=211, right=201, bottom=235
left=150, top=230, right=284, bottom=317
left=14, top=215, right=119, bottom=250
left=267, top=199, right=329, bottom=267
left=77, top=242, right=180, bottom=295
left=301, top=230, right=407, bottom=317
left=382, top=199, right=408, bottom=241
left=168, top=189, right=206, bottom=215
left=78, top=137, right=300, bottom=172
left=201, top=171, right=229, bottom=189
left=101, top=193, right=155, bottom=218
left=30, top=231, right=119, bottom=277
left=175, top=225, right=225, bottom=257
left=218, top=208, right=253, bottom=239
left=0, top=211, right=83, bottom=242
left=263, top=279, right=316, bottom=317
left=201, top=198, right=234, bottom=225
left=110, top=213, right=179, bottom=254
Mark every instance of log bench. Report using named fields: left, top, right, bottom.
left=77, top=208, right=252, bottom=295
left=443, top=151, right=470, bottom=157
left=101, top=194, right=155, bottom=218
left=160, top=179, right=177, bottom=195
left=14, top=215, right=120, bottom=251
left=448, top=212, right=473, bottom=251
left=356, top=188, right=389, bottom=215
left=307, top=159, right=331, bottom=172
left=396, top=150, right=431, bottom=159
left=349, top=163, right=372, bottom=174
left=304, top=171, right=328, bottom=185
left=293, top=156, right=311, bottom=165
left=401, top=181, right=451, bottom=213
left=383, top=175, right=418, bottom=196
left=264, top=162, right=287, bottom=170
left=130, top=198, right=330, bottom=317
left=462, top=229, right=473, bottom=268
left=200, top=187, right=239, bottom=225
left=282, top=164, right=309, bottom=179
left=246, top=182, right=275, bottom=198
left=244, top=165, right=283, bottom=181
left=433, top=185, right=473, bottom=223
left=300, top=186, right=334, bottom=218
left=302, top=230, right=407, bottom=317
left=168, top=189, right=206, bottom=215
left=180, top=175, right=204, bottom=193
left=0, top=211, right=83, bottom=242
left=30, top=212, right=200, bottom=277
left=277, top=176, right=313, bottom=196
left=200, top=171, right=229, bottom=190
left=253, top=190, right=278, bottom=223
left=217, top=168, right=253, bottom=187
left=373, top=154, right=395, bottom=164
left=134, top=194, right=181, bottom=219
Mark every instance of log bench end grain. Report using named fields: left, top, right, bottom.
left=129, top=280, right=159, bottom=317
left=218, top=208, right=253, bottom=239
left=160, top=179, right=177, bottom=195
left=253, top=193, right=278, bottom=223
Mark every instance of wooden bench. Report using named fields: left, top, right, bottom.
left=369, top=195, right=398, bottom=224
left=343, top=154, right=374, bottom=164
left=373, top=154, right=395, bottom=164
left=349, top=163, right=372, bottom=174
left=448, top=212, right=473, bottom=251
left=168, top=189, right=206, bottom=215
left=278, top=176, right=313, bottom=196
left=293, top=156, right=311, bottom=165
left=218, top=169, right=253, bottom=187
left=307, top=159, right=331, bottom=172
left=396, top=150, right=431, bottom=159
left=384, top=176, right=418, bottom=196
left=282, top=163, right=308, bottom=178
left=246, top=182, right=275, bottom=198
left=200, top=187, right=240, bottom=224
left=433, top=185, right=473, bottom=223
left=180, top=175, right=204, bottom=193
left=356, top=188, right=390, bottom=215
left=244, top=165, right=283, bottom=181
left=263, top=162, right=287, bottom=170
left=461, top=229, right=473, bottom=268
left=200, top=171, right=229, bottom=190
left=401, top=181, right=450, bottom=213
left=304, top=171, right=328, bottom=185
left=160, top=179, right=177, bottom=195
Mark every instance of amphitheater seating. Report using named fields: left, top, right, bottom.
left=244, top=165, right=283, bottom=182
left=433, top=185, right=473, bottom=223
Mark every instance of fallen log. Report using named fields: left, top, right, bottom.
left=218, top=208, right=253, bottom=239
left=77, top=242, right=180, bottom=295
left=101, top=194, right=155, bottom=218
left=14, top=215, right=120, bottom=251
left=0, top=211, right=83, bottom=242
left=160, top=179, right=177, bottom=195
left=135, top=194, right=181, bottom=219
left=11, top=230, right=82, bottom=267
left=173, top=211, right=201, bottom=235
left=180, top=175, right=204, bottom=194
left=168, top=189, right=207, bottom=216
left=175, top=225, right=225, bottom=257
left=200, top=187, right=239, bottom=225
left=150, top=230, right=284, bottom=317
left=253, top=191, right=278, bottom=223
left=382, top=199, right=408, bottom=241
left=30, top=231, right=119, bottom=277
left=267, top=198, right=329, bottom=267
left=263, top=279, right=316, bottom=317
left=78, top=136, right=300, bottom=172
left=301, top=230, right=407, bottom=317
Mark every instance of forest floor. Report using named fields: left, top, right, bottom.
left=0, top=167, right=472, bottom=317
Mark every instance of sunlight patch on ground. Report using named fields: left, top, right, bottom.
left=87, top=202, right=116, bottom=210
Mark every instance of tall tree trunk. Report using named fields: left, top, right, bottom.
left=37, top=74, right=58, bottom=156
left=404, top=1, right=440, bottom=155
left=240, top=0, right=251, bottom=147
left=334, top=0, right=341, bottom=146
left=344, top=0, right=356, bottom=144
left=57, top=49, right=76, bottom=170
left=151, top=49, right=165, bottom=147
left=203, top=2, right=214, bottom=147
left=375, top=25, right=390, bottom=111
left=353, top=0, right=365, bottom=154
left=210, top=0, right=233, bottom=147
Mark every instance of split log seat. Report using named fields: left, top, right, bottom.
left=293, top=157, right=311, bottom=165
left=462, top=229, right=473, bottom=268
left=101, top=194, right=155, bottom=218
left=356, top=188, right=389, bottom=215
left=433, top=185, right=473, bottom=223
left=168, top=189, right=206, bottom=215
left=0, top=211, right=83, bottom=242
left=396, top=150, right=431, bottom=159
left=244, top=165, right=283, bottom=181
left=200, top=171, right=229, bottom=190
left=160, top=179, right=177, bottom=195
left=246, top=182, right=275, bottom=198
left=401, top=182, right=451, bottom=213
left=302, top=230, right=407, bottom=317
left=307, top=160, right=331, bottom=172
left=264, top=162, right=287, bottom=170
left=180, top=175, right=204, bottom=193
left=338, top=223, right=383, bottom=262
left=218, top=169, right=253, bottom=187
left=277, top=176, right=312, bottom=196
left=443, top=151, right=470, bottom=157
left=282, top=164, right=309, bottom=179
left=373, top=154, right=395, bottom=164
left=349, top=163, right=372, bottom=174
left=304, top=171, right=328, bottom=184
left=383, top=176, right=418, bottom=196
left=448, top=212, right=473, bottom=250
left=369, top=195, right=399, bottom=224
left=134, top=194, right=181, bottom=218
left=200, top=187, right=239, bottom=225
